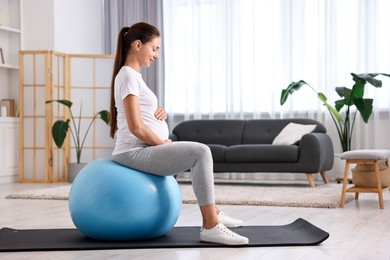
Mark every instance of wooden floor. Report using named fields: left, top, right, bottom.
left=1, top=182, right=390, bottom=260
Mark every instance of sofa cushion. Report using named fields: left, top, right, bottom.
left=225, top=144, right=299, bottom=162
left=241, top=119, right=325, bottom=144
left=208, top=144, right=227, bottom=162
left=272, top=122, right=316, bottom=145
left=172, top=120, right=246, bottom=146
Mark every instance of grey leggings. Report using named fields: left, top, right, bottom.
left=112, top=141, right=215, bottom=206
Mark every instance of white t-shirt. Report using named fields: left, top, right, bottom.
left=112, top=66, right=169, bottom=155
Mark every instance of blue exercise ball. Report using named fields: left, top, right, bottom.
left=68, top=158, right=182, bottom=241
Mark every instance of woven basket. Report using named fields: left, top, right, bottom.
left=352, top=159, right=390, bottom=188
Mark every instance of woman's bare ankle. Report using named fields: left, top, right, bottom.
left=200, top=203, right=219, bottom=229
left=203, top=221, right=219, bottom=229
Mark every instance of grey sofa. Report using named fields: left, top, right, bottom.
left=170, top=119, right=334, bottom=187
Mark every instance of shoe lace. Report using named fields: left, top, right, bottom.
left=216, top=224, right=241, bottom=238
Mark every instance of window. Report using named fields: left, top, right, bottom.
left=163, top=0, right=390, bottom=117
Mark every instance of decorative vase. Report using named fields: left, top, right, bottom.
left=68, top=163, right=87, bottom=183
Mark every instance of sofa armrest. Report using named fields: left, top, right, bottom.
left=297, top=133, right=334, bottom=172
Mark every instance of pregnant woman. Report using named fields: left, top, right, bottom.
left=109, top=22, right=248, bottom=246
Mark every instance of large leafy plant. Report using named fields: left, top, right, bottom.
left=280, top=73, right=390, bottom=152
left=46, top=99, right=110, bottom=163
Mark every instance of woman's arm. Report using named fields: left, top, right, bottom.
left=123, top=94, right=170, bottom=146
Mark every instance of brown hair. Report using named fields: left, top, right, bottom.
left=109, top=22, right=160, bottom=138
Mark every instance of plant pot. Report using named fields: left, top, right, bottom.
left=68, top=163, right=87, bottom=183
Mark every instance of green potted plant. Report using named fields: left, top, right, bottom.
left=46, top=99, right=110, bottom=182
left=280, top=73, right=390, bottom=152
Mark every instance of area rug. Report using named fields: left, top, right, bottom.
left=5, top=183, right=354, bottom=208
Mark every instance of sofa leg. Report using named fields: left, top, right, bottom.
left=320, top=171, right=329, bottom=184
left=306, top=173, right=315, bottom=188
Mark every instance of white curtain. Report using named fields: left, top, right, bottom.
left=163, top=0, right=390, bottom=153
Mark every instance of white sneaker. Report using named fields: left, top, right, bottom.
left=200, top=223, right=249, bottom=245
left=217, top=211, right=244, bottom=228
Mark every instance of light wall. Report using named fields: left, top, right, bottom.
left=22, top=0, right=102, bottom=53
left=22, top=0, right=55, bottom=50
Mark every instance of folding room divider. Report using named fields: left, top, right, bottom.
left=19, top=51, right=115, bottom=182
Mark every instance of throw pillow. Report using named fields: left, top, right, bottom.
left=272, top=122, right=317, bottom=145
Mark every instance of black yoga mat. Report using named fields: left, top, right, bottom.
left=0, top=218, right=329, bottom=252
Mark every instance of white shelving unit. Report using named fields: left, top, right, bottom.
left=0, top=117, right=19, bottom=183
left=0, top=0, right=22, bottom=101
left=0, top=0, right=21, bottom=183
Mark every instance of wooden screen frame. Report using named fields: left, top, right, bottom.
left=67, top=54, right=115, bottom=164
left=18, top=51, right=114, bottom=183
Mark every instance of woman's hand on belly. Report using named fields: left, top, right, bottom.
left=154, top=107, right=168, bottom=120
left=163, top=139, right=172, bottom=144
